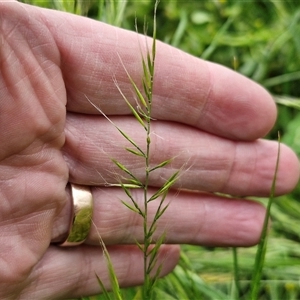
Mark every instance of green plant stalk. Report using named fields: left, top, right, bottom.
left=142, top=4, right=156, bottom=298
left=87, top=2, right=176, bottom=297
left=143, top=78, right=152, bottom=300
left=99, top=1, right=171, bottom=298
left=232, top=247, right=241, bottom=299
left=249, top=133, right=281, bottom=300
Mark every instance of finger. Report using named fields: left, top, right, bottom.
left=62, top=187, right=266, bottom=247
left=0, top=1, right=70, bottom=296
left=24, top=245, right=179, bottom=299
left=60, top=17, right=277, bottom=140
left=9, top=2, right=276, bottom=140
left=0, top=3, right=66, bottom=160
left=63, top=114, right=299, bottom=196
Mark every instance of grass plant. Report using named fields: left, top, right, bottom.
left=21, top=0, right=300, bottom=299
left=249, top=134, right=281, bottom=300
left=87, top=1, right=181, bottom=298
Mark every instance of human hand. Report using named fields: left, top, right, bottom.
left=0, top=1, right=299, bottom=298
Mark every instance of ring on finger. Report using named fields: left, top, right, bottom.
left=59, top=183, right=94, bottom=247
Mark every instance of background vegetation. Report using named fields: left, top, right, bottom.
left=22, top=0, right=300, bottom=299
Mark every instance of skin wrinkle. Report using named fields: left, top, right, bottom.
left=153, top=50, right=207, bottom=122
left=197, top=60, right=215, bottom=129
left=222, top=139, right=238, bottom=194
left=194, top=132, right=228, bottom=192
left=97, top=118, right=146, bottom=180
left=254, top=141, right=282, bottom=193
left=11, top=174, right=58, bottom=228
left=108, top=246, right=142, bottom=286
left=63, top=119, right=92, bottom=176
left=190, top=198, right=249, bottom=246
left=121, top=188, right=144, bottom=244
left=24, top=211, right=53, bottom=243
left=93, top=188, right=137, bottom=244
left=184, top=59, right=212, bottom=128
left=156, top=192, right=197, bottom=243
left=100, top=188, right=141, bottom=244
left=0, top=3, right=23, bottom=42
left=153, top=45, right=176, bottom=105
left=30, top=248, right=84, bottom=299
left=13, top=7, right=59, bottom=68
left=64, top=120, right=138, bottom=185
left=229, top=201, right=264, bottom=245
left=224, top=140, right=280, bottom=195
left=199, top=63, right=229, bottom=138
left=0, top=176, right=27, bottom=220
left=248, top=141, right=259, bottom=194
left=43, top=11, right=119, bottom=117
left=119, top=247, right=140, bottom=288
left=53, top=246, right=143, bottom=297
left=59, top=20, right=138, bottom=114
left=0, top=40, right=26, bottom=94
left=21, top=249, right=63, bottom=299
left=68, top=251, right=103, bottom=298
left=200, top=62, right=277, bottom=140
left=72, top=248, right=106, bottom=297
left=51, top=186, right=72, bottom=242
left=0, top=31, right=65, bottom=162
left=0, top=234, right=36, bottom=287
left=188, top=134, right=232, bottom=191
left=116, top=246, right=145, bottom=288
left=87, top=53, right=105, bottom=90
left=148, top=122, right=209, bottom=189
left=74, top=248, right=96, bottom=295
left=192, top=195, right=209, bottom=243
left=0, top=173, right=17, bottom=202
left=149, top=121, right=174, bottom=181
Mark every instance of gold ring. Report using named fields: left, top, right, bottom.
left=60, top=183, right=94, bottom=247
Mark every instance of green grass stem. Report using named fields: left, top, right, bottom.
left=249, top=133, right=281, bottom=300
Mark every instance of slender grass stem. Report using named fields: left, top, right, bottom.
left=249, top=133, right=281, bottom=300
left=232, top=247, right=241, bottom=299
left=142, top=18, right=155, bottom=300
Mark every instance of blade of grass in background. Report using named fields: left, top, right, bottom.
left=249, top=133, right=281, bottom=300
left=97, top=0, right=128, bottom=27
left=232, top=247, right=241, bottom=300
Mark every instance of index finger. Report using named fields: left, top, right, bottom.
left=18, top=2, right=276, bottom=140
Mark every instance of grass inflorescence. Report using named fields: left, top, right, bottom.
left=88, top=1, right=180, bottom=298
left=107, top=1, right=181, bottom=297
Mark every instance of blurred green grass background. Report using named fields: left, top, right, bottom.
left=21, top=0, right=300, bottom=299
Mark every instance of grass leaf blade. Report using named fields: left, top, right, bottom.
left=95, top=273, right=112, bottom=300
left=249, top=133, right=281, bottom=300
